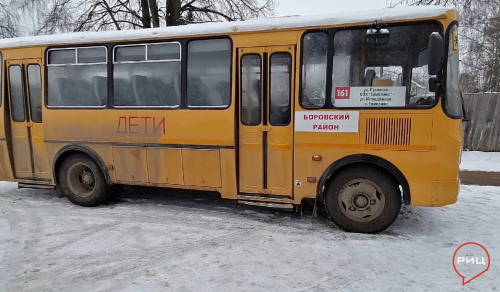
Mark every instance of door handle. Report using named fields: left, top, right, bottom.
left=24, top=122, right=33, bottom=127
left=259, top=125, right=272, bottom=132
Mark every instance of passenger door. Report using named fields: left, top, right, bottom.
left=6, top=59, right=46, bottom=179
left=238, top=46, right=295, bottom=197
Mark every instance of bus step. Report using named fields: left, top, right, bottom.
left=238, top=193, right=293, bottom=202
left=238, top=200, right=294, bottom=210
left=18, top=183, right=56, bottom=190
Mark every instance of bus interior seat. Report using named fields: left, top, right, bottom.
left=172, top=74, right=181, bottom=105
left=57, top=77, right=91, bottom=106
left=149, top=77, right=174, bottom=106
left=217, top=80, right=230, bottom=105
left=372, top=78, right=394, bottom=87
left=92, top=76, right=107, bottom=105
left=114, top=78, right=134, bottom=106
left=364, top=69, right=376, bottom=86
left=131, top=75, right=150, bottom=106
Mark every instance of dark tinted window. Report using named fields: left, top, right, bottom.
left=301, top=32, right=328, bottom=108
left=0, top=53, right=2, bottom=107
left=27, top=64, right=42, bottom=122
left=115, top=45, right=146, bottom=62
left=270, top=53, right=291, bottom=126
left=47, top=47, right=107, bottom=107
left=9, top=66, right=26, bottom=122
left=49, top=49, right=76, bottom=64
left=241, top=54, right=261, bottom=126
left=148, top=43, right=181, bottom=61
left=187, top=39, right=231, bottom=108
left=113, top=42, right=181, bottom=107
left=78, top=47, right=107, bottom=63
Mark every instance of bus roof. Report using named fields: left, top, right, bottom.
left=0, top=5, right=453, bottom=49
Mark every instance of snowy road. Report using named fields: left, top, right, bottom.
left=0, top=182, right=499, bottom=291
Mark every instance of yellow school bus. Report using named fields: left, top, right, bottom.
left=0, top=6, right=462, bottom=233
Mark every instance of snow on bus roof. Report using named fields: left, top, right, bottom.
left=0, top=6, right=453, bottom=49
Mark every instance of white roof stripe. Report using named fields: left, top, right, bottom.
left=0, top=6, right=453, bottom=49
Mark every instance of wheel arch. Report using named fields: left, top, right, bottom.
left=316, top=154, right=411, bottom=205
left=52, top=144, right=112, bottom=185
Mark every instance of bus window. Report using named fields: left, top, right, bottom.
left=113, top=43, right=181, bottom=107
left=269, top=53, right=291, bottom=126
left=187, top=39, right=231, bottom=108
left=0, top=53, right=2, bottom=107
left=27, top=64, right=42, bottom=123
left=47, top=47, right=107, bottom=107
left=9, top=66, right=26, bottom=122
left=332, top=24, right=440, bottom=108
left=445, top=24, right=462, bottom=118
left=301, top=32, right=327, bottom=109
left=241, top=54, right=261, bottom=126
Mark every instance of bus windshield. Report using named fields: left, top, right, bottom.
left=301, top=23, right=444, bottom=109
left=331, top=24, right=442, bottom=108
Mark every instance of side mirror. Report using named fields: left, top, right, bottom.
left=428, top=32, right=444, bottom=75
left=429, top=77, right=439, bottom=93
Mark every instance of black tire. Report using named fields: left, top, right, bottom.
left=59, top=154, right=112, bottom=207
left=324, top=166, right=401, bottom=233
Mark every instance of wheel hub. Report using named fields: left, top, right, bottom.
left=67, top=162, right=96, bottom=197
left=337, top=178, right=386, bottom=222
left=353, top=194, right=369, bottom=209
left=81, top=171, right=94, bottom=185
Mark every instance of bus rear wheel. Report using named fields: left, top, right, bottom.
left=324, top=166, right=401, bottom=233
left=59, top=154, right=112, bottom=207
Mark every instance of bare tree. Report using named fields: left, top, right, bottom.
left=73, top=0, right=275, bottom=31
left=389, top=0, right=500, bottom=93
left=0, top=0, right=75, bottom=38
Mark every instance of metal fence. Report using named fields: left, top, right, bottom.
left=462, top=93, right=500, bottom=152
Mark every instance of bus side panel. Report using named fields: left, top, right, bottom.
left=219, top=148, right=237, bottom=199
left=0, top=82, right=14, bottom=181
left=0, top=50, right=16, bottom=181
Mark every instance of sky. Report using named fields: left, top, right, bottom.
left=275, top=0, right=396, bottom=16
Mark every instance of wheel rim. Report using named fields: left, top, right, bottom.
left=66, top=162, right=96, bottom=197
left=337, top=178, right=385, bottom=222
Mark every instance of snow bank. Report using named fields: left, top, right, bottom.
left=0, top=6, right=453, bottom=49
left=461, top=151, right=500, bottom=172
left=0, top=183, right=498, bottom=291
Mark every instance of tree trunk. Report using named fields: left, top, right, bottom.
left=167, top=0, right=181, bottom=26
left=140, top=0, right=152, bottom=28
left=149, top=0, right=160, bottom=27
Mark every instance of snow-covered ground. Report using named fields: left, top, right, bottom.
left=0, top=183, right=499, bottom=291
left=461, top=151, right=500, bottom=172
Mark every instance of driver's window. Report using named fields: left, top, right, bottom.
left=410, top=64, right=435, bottom=106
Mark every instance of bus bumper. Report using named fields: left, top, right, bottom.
left=430, top=180, right=460, bottom=207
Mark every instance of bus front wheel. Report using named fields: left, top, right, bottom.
left=324, top=166, right=401, bottom=233
left=59, top=154, right=112, bottom=207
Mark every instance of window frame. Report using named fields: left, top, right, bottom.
left=26, top=64, right=43, bottom=123
left=46, top=45, right=108, bottom=109
left=0, top=52, right=2, bottom=108
left=186, top=37, right=233, bottom=110
left=240, top=53, right=263, bottom=126
left=299, top=30, right=330, bottom=109
left=269, top=52, right=292, bottom=126
left=113, top=42, right=182, bottom=64
left=299, top=20, right=444, bottom=110
left=44, top=36, right=233, bottom=111
left=442, top=20, right=462, bottom=120
left=8, top=65, right=27, bottom=122
left=112, top=41, right=182, bottom=109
